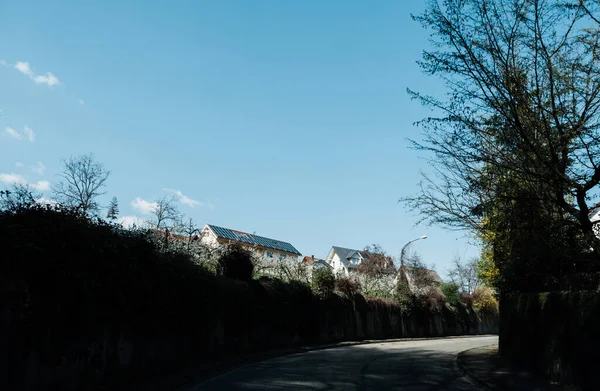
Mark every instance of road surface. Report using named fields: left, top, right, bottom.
left=190, top=335, right=497, bottom=390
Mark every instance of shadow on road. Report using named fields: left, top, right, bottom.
left=198, top=342, right=480, bottom=390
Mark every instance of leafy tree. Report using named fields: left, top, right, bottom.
left=52, top=153, right=110, bottom=215
left=440, top=282, right=460, bottom=306
left=106, top=196, right=119, bottom=220
left=311, top=267, right=335, bottom=297
left=472, top=286, right=499, bottom=313
left=216, top=243, right=255, bottom=281
left=401, top=0, right=600, bottom=290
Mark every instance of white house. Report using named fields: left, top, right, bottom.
left=200, top=224, right=302, bottom=265
left=324, top=246, right=394, bottom=276
left=325, top=246, right=367, bottom=276
left=589, top=202, right=600, bottom=237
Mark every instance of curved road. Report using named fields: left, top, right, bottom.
left=191, top=335, right=497, bottom=390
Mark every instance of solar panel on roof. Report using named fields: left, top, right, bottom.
left=207, top=224, right=301, bottom=255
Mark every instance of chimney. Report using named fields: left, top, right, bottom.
left=311, top=255, right=314, bottom=262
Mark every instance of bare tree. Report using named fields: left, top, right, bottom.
left=398, top=251, right=441, bottom=294
left=0, top=182, right=42, bottom=210
left=52, top=154, right=110, bottom=215
left=400, top=0, right=600, bottom=257
left=447, top=254, right=481, bottom=294
left=148, top=194, right=182, bottom=231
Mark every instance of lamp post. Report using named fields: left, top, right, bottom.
left=398, top=235, right=427, bottom=338
left=400, top=235, right=428, bottom=267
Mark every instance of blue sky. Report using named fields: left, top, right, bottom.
left=0, top=1, right=479, bottom=278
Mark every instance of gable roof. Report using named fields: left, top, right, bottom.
left=331, top=246, right=360, bottom=261
left=206, top=224, right=301, bottom=255
left=329, top=246, right=389, bottom=270
left=399, top=266, right=443, bottom=285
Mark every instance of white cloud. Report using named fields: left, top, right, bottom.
left=32, top=180, right=50, bottom=191
left=79, top=99, right=85, bottom=105
left=15, top=61, right=32, bottom=76
left=23, top=126, right=35, bottom=142
left=15, top=61, right=60, bottom=87
left=31, top=161, right=46, bottom=175
left=36, top=197, right=58, bottom=207
left=4, top=127, right=22, bottom=140
left=119, top=215, right=147, bottom=229
left=0, top=172, right=26, bottom=185
left=15, top=162, right=24, bottom=168
left=0, top=60, right=7, bottom=66
left=131, top=197, right=158, bottom=214
left=34, top=73, right=60, bottom=86
left=163, top=188, right=202, bottom=208
left=3, top=126, right=35, bottom=142
left=0, top=173, right=49, bottom=191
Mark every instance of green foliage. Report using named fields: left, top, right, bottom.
left=311, top=267, right=335, bottom=297
left=394, top=281, right=415, bottom=310
left=106, top=196, right=119, bottom=220
left=440, top=282, right=460, bottom=306
left=335, top=276, right=361, bottom=298
left=216, top=243, right=255, bottom=281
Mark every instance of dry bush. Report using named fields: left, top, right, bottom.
left=336, top=276, right=361, bottom=297
left=459, top=292, right=474, bottom=307
left=472, top=286, right=499, bottom=313
left=420, top=287, right=446, bottom=310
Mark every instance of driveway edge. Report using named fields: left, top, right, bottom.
left=456, top=347, right=498, bottom=391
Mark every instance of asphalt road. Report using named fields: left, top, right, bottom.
left=190, top=335, right=498, bottom=391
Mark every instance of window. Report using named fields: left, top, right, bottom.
left=279, top=253, right=286, bottom=261
left=266, top=251, right=273, bottom=258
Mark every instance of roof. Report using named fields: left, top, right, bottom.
left=400, top=266, right=443, bottom=285
left=302, top=256, right=324, bottom=264
left=312, top=259, right=333, bottom=269
left=330, top=246, right=392, bottom=270
left=206, top=224, right=301, bottom=255
left=589, top=201, right=600, bottom=217
left=331, top=246, right=360, bottom=261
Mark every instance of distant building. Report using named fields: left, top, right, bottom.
left=324, top=246, right=394, bottom=276
left=200, top=224, right=302, bottom=264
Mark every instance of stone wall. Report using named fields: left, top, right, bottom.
left=2, top=278, right=498, bottom=391
left=499, top=291, right=600, bottom=389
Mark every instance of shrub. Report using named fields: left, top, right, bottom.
left=419, top=287, right=447, bottom=310
left=459, top=292, right=474, bottom=307
left=394, top=281, right=415, bottom=309
left=472, top=286, right=499, bottom=313
left=440, top=282, right=460, bottom=306
left=311, top=267, right=335, bottom=297
left=336, top=276, right=361, bottom=297
left=216, top=243, right=255, bottom=281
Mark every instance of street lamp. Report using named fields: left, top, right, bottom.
left=398, top=234, right=427, bottom=338
left=400, top=235, right=428, bottom=267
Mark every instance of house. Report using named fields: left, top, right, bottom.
left=325, top=246, right=395, bottom=276
left=589, top=201, right=600, bottom=237
left=200, top=224, right=302, bottom=264
left=302, top=255, right=331, bottom=268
